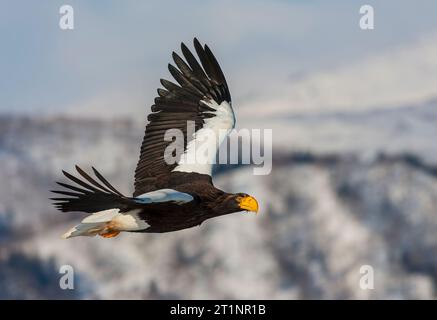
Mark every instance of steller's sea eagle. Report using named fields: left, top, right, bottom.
left=51, top=38, right=259, bottom=239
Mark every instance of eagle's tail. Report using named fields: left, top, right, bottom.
left=61, top=208, right=123, bottom=239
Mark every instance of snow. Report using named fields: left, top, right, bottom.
left=1, top=116, right=437, bottom=298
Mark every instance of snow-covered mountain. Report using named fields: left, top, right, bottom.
left=1, top=114, right=437, bottom=299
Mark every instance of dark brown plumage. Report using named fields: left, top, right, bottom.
left=134, top=38, right=231, bottom=196
left=51, top=38, right=258, bottom=239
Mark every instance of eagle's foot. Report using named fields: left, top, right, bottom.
left=99, top=229, right=120, bottom=238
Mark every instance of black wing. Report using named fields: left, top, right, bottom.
left=51, top=166, right=137, bottom=213
left=133, top=38, right=232, bottom=196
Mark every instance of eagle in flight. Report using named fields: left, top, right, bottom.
left=51, top=38, right=259, bottom=239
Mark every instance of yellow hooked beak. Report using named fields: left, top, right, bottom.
left=238, top=195, right=259, bottom=213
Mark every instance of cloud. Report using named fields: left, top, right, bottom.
left=1, top=0, right=437, bottom=118
left=242, top=33, right=437, bottom=118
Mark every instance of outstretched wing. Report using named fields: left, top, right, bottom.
left=134, top=38, right=234, bottom=196
left=51, top=166, right=135, bottom=213
left=51, top=166, right=195, bottom=213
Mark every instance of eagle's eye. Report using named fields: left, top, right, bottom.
left=235, top=194, right=259, bottom=213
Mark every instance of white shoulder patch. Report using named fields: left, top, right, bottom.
left=134, top=188, right=193, bottom=204
left=173, top=100, right=235, bottom=175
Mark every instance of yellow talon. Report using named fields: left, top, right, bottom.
left=99, top=229, right=120, bottom=238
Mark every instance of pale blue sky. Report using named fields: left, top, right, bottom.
left=1, top=0, right=437, bottom=116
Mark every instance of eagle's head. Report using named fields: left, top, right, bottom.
left=213, top=193, right=259, bottom=216
left=232, top=193, right=259, bottom=214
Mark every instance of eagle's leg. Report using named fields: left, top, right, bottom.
left=99, top=225, right=120, bottom=238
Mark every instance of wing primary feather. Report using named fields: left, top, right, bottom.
left=193, top=38, right=216, bottom=83
left=204, top=45, right=228, bottom=86
left=160, top=78, right=182, bottom=91
left=75, top=165, right=113, bottom=194
left=50, top=190, right=83, bottom=197
left=50, top=197, right=73, bottom=201
left=91, top=167, right=125, bottom=197
left=168, top=64, right=204, bottom=97
left=172, top=51, right=193, bottom=77
left=181, top=42, right=209, bottom=83
left=157, top=88, right=169, bottom=97
left=172, top=52, right=209, bottom=93
left=204, top=44, right=230, bottom=101
left=56, top=182, right=89, bottom=194
left=62, top=170, right=103, bottom=193
left=160, top=79, right=198, bottom=100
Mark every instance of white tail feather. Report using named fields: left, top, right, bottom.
left=62, top=223, right=104, bottom=239
left=62, top=208, right=149, bottom=239
left=82, top=208, right=121, bottom=223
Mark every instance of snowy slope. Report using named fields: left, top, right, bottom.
left=1, top=115, right=437, bottom=299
